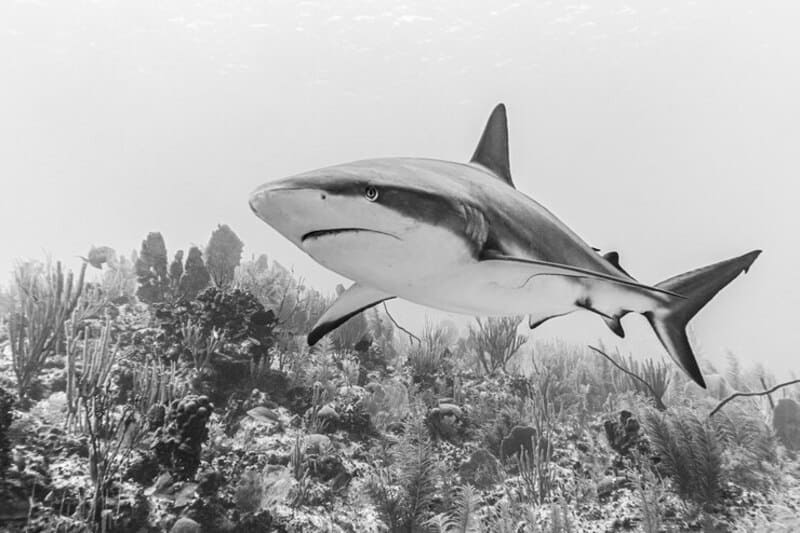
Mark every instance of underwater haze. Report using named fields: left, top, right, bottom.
left=1, top=0, right=799, bottom=373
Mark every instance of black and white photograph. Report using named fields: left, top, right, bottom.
left=1, top=1, right=799, bottom=531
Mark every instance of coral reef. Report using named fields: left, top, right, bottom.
left=153, top=395, right=215, bottom=480
left=0, top=247, right=798, bottom=532
left=773, top=398, right=800, bottom=451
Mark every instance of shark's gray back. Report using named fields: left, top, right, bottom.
left=338, top=157, right=619, bottom=277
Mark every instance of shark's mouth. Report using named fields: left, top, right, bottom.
left=301, top=228, right=399, bottom=242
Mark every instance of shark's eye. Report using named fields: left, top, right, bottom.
left=364, top=185, right=379, bottom=202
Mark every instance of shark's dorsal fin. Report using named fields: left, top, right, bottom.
left=471, top=103, right=514, bottom=188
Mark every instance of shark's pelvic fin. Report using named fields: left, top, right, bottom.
left=576, top=294, right=627, bottom=337
left=645, top=250, right=762, bottom=388
left=602, top=251, right=632, bottom=278
left=478, top=251, right=684, bottom=299
left=471, top=103, right=514, bottom=188
left=308, top=283, right=395, bottom=345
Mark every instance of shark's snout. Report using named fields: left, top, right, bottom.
left=249, top=181, right=313, bottom=221
left=249, top=178, right=340, bottom=247
left=248, top=184, right=272, bottom=221
left=248, top=193, right=261, bottom=217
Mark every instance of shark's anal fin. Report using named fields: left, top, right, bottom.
left=308, top=283, right=395, bottom=345
left=470, top=103, right=514, bottom=187
left=602, top=251, right=632, bottom=278
left=602, top=316, right=625, bottom=338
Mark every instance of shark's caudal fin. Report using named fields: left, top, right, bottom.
left=645, top=250, right=761, bottom=388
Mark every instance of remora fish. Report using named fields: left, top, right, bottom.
left=249, top=104, right=760, bottom=387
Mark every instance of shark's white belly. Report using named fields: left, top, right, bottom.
left=304, top=227, right=588, bottom=319
left=303, top=223, right=474, bottom=288
left=400, top=263, right=583, bottom=317
left=303, top=224, right=660, bottom=323
left=399, top=261, right=661, bottom=326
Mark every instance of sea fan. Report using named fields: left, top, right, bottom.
left=643, top=408, right=724, bottom=510
left=427, top=484, right=481, bottom=533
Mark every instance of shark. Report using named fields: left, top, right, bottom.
left=249, top=103, right=760, bottom=387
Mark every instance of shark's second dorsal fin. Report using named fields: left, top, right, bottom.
left=471, top=103, right=514, bottom=188
left=602, top=251, right=631, bottom=277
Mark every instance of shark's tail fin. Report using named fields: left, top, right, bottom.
left=645, top=250, right=761, bottom=388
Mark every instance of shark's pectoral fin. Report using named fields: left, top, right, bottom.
left=308, top=283, right=395, bottom=345
left=478, top=251, right=682, bottom=299
left=470, top=103, right=514, bottom=187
